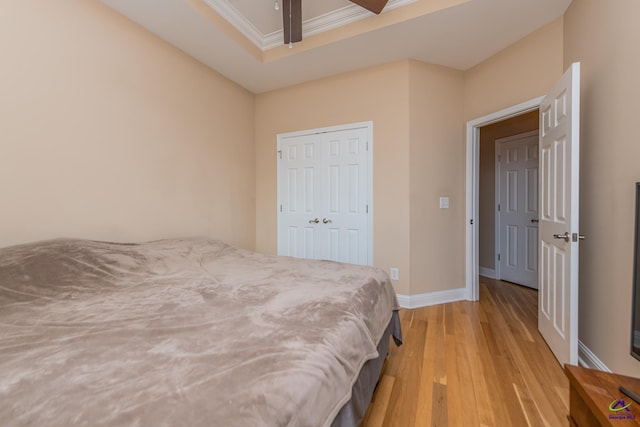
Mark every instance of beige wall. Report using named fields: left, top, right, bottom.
left=564, top=0, right=640, bottom=376
left=463, top=18, right=563, bottom=284
left=478, top=111, right=539, bottom=270
left=464, top=18, right=564, bottom=121
left=5, top=0, right=638, bottom=377
left=0, top=0, right=256, bottom=250
left=255, top=61, right=412, bottom=294
left=255, top=60, right=467, bottom=297
left=255, top=19, right=564, bottom=298
left=409, top=61, right=465, bottom=294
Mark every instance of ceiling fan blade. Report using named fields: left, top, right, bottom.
left=350, top=0, right=389, bottom=14
left=283, top=0, right=302, bottom=44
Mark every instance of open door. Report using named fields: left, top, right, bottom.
left=538, top=62, right=581, bottom=366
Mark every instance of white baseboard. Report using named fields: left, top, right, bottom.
left=578, top=340, right=611, bottom=372
left=479, top=267, right=497, bottom=279
left=396, top=288, right=466, bottom=309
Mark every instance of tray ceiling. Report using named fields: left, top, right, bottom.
left=101, top=0, right=572, bottom=93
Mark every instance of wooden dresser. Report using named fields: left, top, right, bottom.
left=566, top=365, right=640, bottom=426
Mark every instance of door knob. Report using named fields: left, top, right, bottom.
left=322, top=218, right=332, bottom=224
left=553, top=232, right=570, bottom=242
left=531, top=219, right=539, bottom=223
left=308, top=218, right=319, bottom=224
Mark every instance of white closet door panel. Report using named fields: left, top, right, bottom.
left=320, top=128, right=369, bottom=265
left=277, top=134, right=322, bottom=259
left=278, top=123, right=371, bottom=266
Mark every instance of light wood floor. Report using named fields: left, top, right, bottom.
left=361, top=277, right=569, bottom=427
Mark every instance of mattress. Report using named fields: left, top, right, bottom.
left=0, top=237, right=400, bottom=426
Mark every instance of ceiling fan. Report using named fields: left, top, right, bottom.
left=281, top=0, right=390, bottom=46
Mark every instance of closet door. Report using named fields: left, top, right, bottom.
left=320, top=128, right=369, bottom=264
left=277, top=124, right=371, bottom=266
left=277, top=133, right=323, bottom=260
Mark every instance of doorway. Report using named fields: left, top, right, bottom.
left=483, top=120, right=540, bottom=289
left=467, top=64, right=581, bottom=367
left=465, top=97, right=543, bottom=301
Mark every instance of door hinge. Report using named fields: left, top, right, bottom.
left=498, top=254, right=501, bottom=261
left=498, top=155, right=501, bottom=162
left=470, top=219, right=474, bottom=225
left=366, top=141, right=369, bottom=151
left=280, top=204, right=283, bottom=212
left=497, top=204, right=501, bottom=212
left=278, top=150, right=282, bottom=159
left=366, top=205, right=369, bottom=214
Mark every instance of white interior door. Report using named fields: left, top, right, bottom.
left=497, top=132, right=539, bottom=288
left=277, top=123, right=372, bottom=265
left=320, top=129, right=370, bottom=264
left=277, top=133, right=322, bottom=259
left=538, top=62, right=581, bottom=367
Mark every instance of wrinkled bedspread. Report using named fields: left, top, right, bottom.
left=0, top=237, right=399, bottom=426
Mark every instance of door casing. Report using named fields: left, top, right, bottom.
left=465, top=97, right=544, bottom=301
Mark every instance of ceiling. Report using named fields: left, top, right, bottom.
left=225, top=0, right=373, bottom=36
left=101, top=0, right=572, bottom=94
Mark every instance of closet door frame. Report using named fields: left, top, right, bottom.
left=276, top=121, right=373, bottom=266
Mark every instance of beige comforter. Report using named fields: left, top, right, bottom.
left=0, top=237, right=398, bottom=426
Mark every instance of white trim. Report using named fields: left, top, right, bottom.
left=465, top=97, right=544, bottom=301
left=494, top=138, right=501, bottom=280
left=277, top=121, right=372, bottom=139
left=465, top=124, right=480, bottom=300
left=205, top=0, right=418, bottom=51
left=396, top=288, right=466, bottom=309
left=276, top=121, right=374, bottom=266
left=479, top=267, right=496, bottom=279
left=578, top=340, right=611, bottom=372
left=203, top=0, right=265, bottom=48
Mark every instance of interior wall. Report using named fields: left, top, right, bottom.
left=0, top=0, right=256, bottom=250
left=256, top=18, right=565, bottom=298
left=478, top=111, right=539, bottom=272
left=409, top=61, right=465, bottom=295
left=464, top=18, right=564, bottom=121
left=564, top=0, right=640, bottom=376
left=255, top=61, right=412, bottom=294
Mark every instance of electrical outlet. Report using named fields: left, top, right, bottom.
left=389, top=267, right=399, bottom=281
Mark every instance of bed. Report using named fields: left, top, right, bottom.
left=0, top=237, right=401, bottom=426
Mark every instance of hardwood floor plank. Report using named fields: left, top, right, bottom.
left=452, top=304, right=482, bottom=427
left=414, top=307, right=438, bottom=426
left=443, top=307, right=464, bottom=427
left=461, top=309, right=496, bottom=426
left=381, top=313, right=427, bottom=427
left=431, top=382, right=448, bottom=427
left=361, top=374, right=395, bottom=427
left=361, top=278, right=569, bottom=426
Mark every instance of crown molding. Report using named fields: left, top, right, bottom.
left=203, top=0, right=266, bottom=48
left=205, top=0, right=417, bottom=51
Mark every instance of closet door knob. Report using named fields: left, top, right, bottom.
left=308, top=218, right=319, bottom=224
left=322, top=218, right=332, bottom=224
left=553, top=232, right=570, bottom=242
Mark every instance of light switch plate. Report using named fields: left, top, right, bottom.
left=390, top=268, right=399, bottom=281
left=440, top=197, right=450, bottom=209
